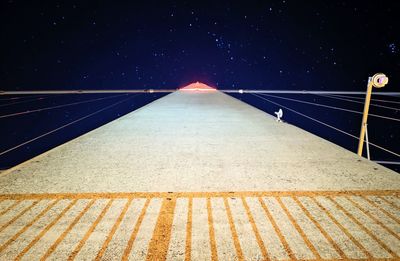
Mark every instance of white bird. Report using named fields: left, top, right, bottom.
left=275, top=109, right=283, bottom=122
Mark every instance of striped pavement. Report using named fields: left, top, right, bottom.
left=0, top=190, right=399, bottom=260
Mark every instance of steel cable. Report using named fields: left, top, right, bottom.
left=252, top=94, right=400, bottom=159
left=0, top=94, right=128, bottom=119
left=257, top=93, right=400, bottom=123
left=0, top=94, right=139, bottom=157
left=315, top=94, right=400, bottom=111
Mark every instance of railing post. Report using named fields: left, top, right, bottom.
left=365, top=124, right=370, bottom=160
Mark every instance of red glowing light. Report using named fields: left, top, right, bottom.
left=179, top=82, right=217, bottom=92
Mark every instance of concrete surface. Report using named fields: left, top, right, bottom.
left=0, top=90, right=399, bottom=260
left=0, top=91, right=399, bottom=193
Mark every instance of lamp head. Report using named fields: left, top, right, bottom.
left=371, top=73, right=389, bottom=88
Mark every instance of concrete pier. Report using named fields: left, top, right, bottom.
left=0, top=90, right=399, bottom=260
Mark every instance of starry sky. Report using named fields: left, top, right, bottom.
left=0, top=1, right=399, bottom=171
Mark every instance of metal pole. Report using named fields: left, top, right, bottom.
left=357, top=78, right=373, bottom=156
left=365, top=124, right=370, bottom=160
left=373, top=161, right=400, bottom=165
left=357, top=73, right=389, bottom=157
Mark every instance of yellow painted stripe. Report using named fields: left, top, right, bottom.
left=146, top=198, right=177, bottom=260
left=0, top=199, right=59, bottom=252
left=293, top=196, right=347, bottom=259
left=378, top=196, right=400, bottom=211
left=241, top=197, right=269, bottom=260
left=328, top=197, right=398, bottom=258
left=207, top=198, right=218, bottom=261
left=382, top=196, right=400, bottom=208
left=346, top=196, right=400, bottom=241
left=223, top=197, right=244, bottom=261
left=185, top=197, right=193, bottom=261
left=310, top=197, right=372, bottom=259
left=258, top=197, right=295, bottom=260
left=95, top=198, right=133, bottom=260
left=0, top=190, right=398, bottom=200
left=68, top=199, right=114, bottom=260
left=15, top=200, right=77, bottom=260
left=0, top=200, right=21, bottom=216
left=41, top=199, right=96, bottom=260
left=0, top=200, right=38, bottom=233
left=122, top=198, right=150, bottom=261
left=363, top=196, right=400, bottom=224
left=276, top=197, right=321, bottom=259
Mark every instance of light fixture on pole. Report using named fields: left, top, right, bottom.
left=357, top=73, right=389, bottom=157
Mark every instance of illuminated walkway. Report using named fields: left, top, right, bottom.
left=0, top=88, right=399, bottom=260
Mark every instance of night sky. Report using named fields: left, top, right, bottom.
left=1, top=1, right=399, bottom=172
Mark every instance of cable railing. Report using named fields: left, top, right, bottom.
left=251, top=93, right=400, bottom=160
left=0, top=93, right=128, bottom=119
left=321, top=94, right=400, bottom=105
left=0, top=94, right=140, bottom=157
left=0, top=95, right=50, bottom=108
left=256, top=93, right=400, bottom=123
left=315, top=94, right=400, bottom=111
left=0, top=95, right=39, bottom=101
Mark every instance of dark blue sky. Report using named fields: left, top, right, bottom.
left=0, top=1, right=399, bottom=171
left=1, top=1, right=399, bottom=90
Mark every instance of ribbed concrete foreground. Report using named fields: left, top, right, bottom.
left=0, top=90, right=399, bottom=260
left=0, top=191, right=399, bottom=260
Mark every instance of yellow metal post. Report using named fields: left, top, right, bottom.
left=357, top=73, right=389, bottom=157
left=357, top=78, right=373, bottom=156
